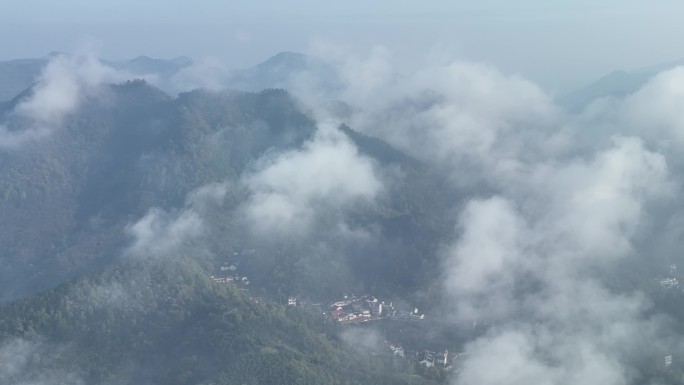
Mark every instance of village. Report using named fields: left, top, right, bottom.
left=290, top=293, right=425, bottom=324
left=385, top=340, right=462, bottom=370
left=659, top=264, right=680, bottom=289
left=210, top=250, right=468, bottom=373
left=209, top=249, right=255, bottom=287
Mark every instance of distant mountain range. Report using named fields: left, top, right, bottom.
left=0, top=78, right=450, bottom=303
left=0, top=66, right=450, bottom=384
left=225, top=51, right=341, bottom=93
left=0, top=51, right=341, bottom=103
left=1, top=52, right=684, bottom=384
left=558, top=58, right=684, bottom=111
left=105, top=55, right=194, bottom=77
left=0, top=54, right=194, bottom=102
left=0, top=56, right=49, bottom=102
left=5, top=52, right=684, bottom=114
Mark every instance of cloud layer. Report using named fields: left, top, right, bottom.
left=0, top=52, right=147, bottom=149
left=242, top=122, right=382, bottom=237
left=125, top=182, right=228, bottom=258
left=287, top=45, right=684, bottom=384
left=11, top=42, right=684, bottom=384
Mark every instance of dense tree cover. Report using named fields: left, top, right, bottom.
left=0, top=57, right=47, bottom=102
left=0, top=81, right=455, bottom=305
left=0, top=80, right=460, bottom=383
left=0, top=82, right=318, bottom=301
left=2, top=70, right=684, bottom=384
left=0, top=257, right=442, bottom=385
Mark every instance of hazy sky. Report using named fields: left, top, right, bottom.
left=2, top=0, right=684, bottom=92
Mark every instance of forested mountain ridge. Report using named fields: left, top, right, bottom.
left=0, top=79, right=452, bottom=304
left=0, top=81, right=319, bottom=301
left=3, top=53, right=684, bottom=383
left=0, top=74, right=461, bottom=384
left=0, top=54, right=194, bottom=103
left=0, top=256, right=440, bottom=385
left=0, top=51, right=338, bottom=103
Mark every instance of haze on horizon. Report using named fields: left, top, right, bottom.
left=2, top=0, right=684, bottom=92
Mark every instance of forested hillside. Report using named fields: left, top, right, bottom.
left=0, top=70, right=469, bottom=382
left=0, top=79, right=453, bottom=305
left=0, top=256, right=441, bottom=385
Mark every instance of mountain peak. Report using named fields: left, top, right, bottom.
left=109, top=78, right=171, bottom=102
left=109, top=55, right=194, bottom=77
left=265, top=51, right=306, bottom=62
left=257, top=51, right=308, bottom=70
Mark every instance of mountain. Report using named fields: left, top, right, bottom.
left=0, top=79, right=453, bottom=306
left=4, top=55, right=684, bottom=384
left=0, top=69, right=467, bottom=383
left=0, top=57, right=47, bottom=102
left=0, top=51, right=343, bottom=103
left=105, top=55, right=193, bottom=77
left=0, top=256, right=439, bottom=385
left=0, top=54, right=194, bottom=103
left=0, top=81, right=319, bottom=302
left=559, top=58, right=684, bottom=112
left=226, top=51, right=342, bottom=94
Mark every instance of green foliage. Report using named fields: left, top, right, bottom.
left=0, top=258, right=442, bottom=385
left=0, top=80, right=458, bottom=384
left=0, top=83, right=317, bottom=302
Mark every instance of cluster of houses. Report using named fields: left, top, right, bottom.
left=211, top=275, right=250, bottom=285
left=286, top=297, right=322, bottom=307
left=385, top=341, right=455, bottom=370
left=324, top=294, right=391, bottom=323
left=211, top=258, right=250, bottom=286
left=322, top=294, right=425, bottom=324
left=393, top=309, right=426, bottom=322
left=660, top=277, right=679, bottom=289
left=659, top=264, right=680, bottom=289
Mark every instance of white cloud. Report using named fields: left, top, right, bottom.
left=443, top=197, right=530, bottom=319
left=125, top=182, right=228, bottom=258
left=291, top=42, right=684, bottom=383
left=0, top=52, right=139, bottom=149
left=3, top=41, right=684, bottom=383
left=125, top=208, right=203, bottom=258
left=441, top=136, right=672, bottom=383
left=112, top=45, right=684, bottom=383
left=622, top=66, right=684, bottom=149
left=243, top=122, right=382, bottom=236
left=298, top=44, right=564, bottom=190
left=458, top=327, right=629, bottom=385
left=534, top=137, right=670, bottom=263
left=168, top=57, right=230, bottom=93
left=0, top=338, right=84, bottom=385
